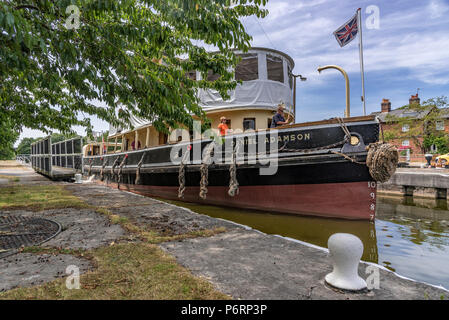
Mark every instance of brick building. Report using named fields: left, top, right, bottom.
left=372, top=94, right=449, bottom=163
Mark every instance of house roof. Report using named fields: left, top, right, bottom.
left=372, top=107, right=449, bottom=123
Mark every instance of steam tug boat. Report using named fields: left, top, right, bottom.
left=84, top=48, right=389, bottom=220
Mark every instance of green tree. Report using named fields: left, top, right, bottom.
left=1, top=0, right=267, bottom=138
left=16, top=137, right=38, bottom=155
left=0, top=119, right=19, bottom=160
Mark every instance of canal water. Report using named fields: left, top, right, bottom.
left=163, top=195, right=449, bottom=291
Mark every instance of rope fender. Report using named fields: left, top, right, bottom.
left=110, top=156, right=120, bottom=180
left=135, top=152, right=146, bottom=185
left=178, top=145, right=191, bottom=199
left=228, top=141, right=241, bottom=197
left=117, top=154, right=128, bottom=187
left=365, top=142, right=398, bottom=183
left=199, top=142, right=216, bottom=200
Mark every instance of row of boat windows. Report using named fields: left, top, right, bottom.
left=187, top=53, right=293, bottom=88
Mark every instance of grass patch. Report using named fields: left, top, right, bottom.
left=0, top=242, right=229, bottom=300
left=95, top=207, right=226, bottom=244
left=0, top=175, right=20, bottom=183
left=0, top=182, right=230, bottom=299
left=0, top=185, right=88, bottom=211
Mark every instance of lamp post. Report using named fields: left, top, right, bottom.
left=317, top=65, right=350, bottom=118
left=291, top=73, right=307, bottom=123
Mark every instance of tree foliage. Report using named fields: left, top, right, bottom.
left=16, top=137, right=37, bottom=155
left=1, top=0, right=267, bottom=138
left=0, top=118, right=18, bottom=160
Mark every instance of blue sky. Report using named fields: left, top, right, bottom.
left=16, top=0, right=449, bottom=145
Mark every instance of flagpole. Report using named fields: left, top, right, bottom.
left=357, top=8, right=366, bottom=116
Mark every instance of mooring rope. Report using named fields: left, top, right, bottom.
left=135, top=152, right=146, bottom=185
left=178, top=146, right=191, bottom=199
left=228, top=141, right=241, bottom=197
left=199, top=142, right=216, bottom=200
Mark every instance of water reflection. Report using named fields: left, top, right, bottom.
left=164, top=200, right=379, bottom=262
left=163, top=196, right=449, bottom=290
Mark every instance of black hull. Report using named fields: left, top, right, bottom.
left=84, top=118, right=380, bottom=220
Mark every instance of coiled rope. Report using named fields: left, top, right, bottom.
left=228, top=141, right=241, bottom=197
left=199, top=142, right=216, bottom=200
left=330, top=142, right=398, bottom=182
left=178, top=146, right=191, bottom=198
left=365, top=142, right=398, bottom=183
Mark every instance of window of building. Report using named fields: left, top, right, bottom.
left=402, top=140, right=410, bottom=147
left=235, top=54, right=258, bottom=81
left=402, top=124, right=410, bottom=132
left=266, top=54, right=284, bottom=83
left=243, top=118, right=256, bottom=131
left=436, top=120, right=444, bottom=131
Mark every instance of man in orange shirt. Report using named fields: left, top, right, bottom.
left=218, top=116, right=229, bottom=136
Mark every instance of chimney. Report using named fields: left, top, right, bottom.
left=381, top=99, right=391, bottom=113
left=409, top=93, right=420, bottom=105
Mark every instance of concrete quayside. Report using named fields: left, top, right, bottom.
left=1, top=162, right=448, bottom=299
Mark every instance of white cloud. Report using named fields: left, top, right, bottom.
left=428, top=0, right=449, bottom=18
left=246, top=0, right=449, bottom=85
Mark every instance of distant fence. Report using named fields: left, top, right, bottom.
left=31, top=136, right=52, bottom=175
left=16, top=154, right=31, bottom=165
left=31, top=137, right=83, bottom=178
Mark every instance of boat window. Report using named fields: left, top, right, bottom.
left=235, top=54, right=258, bottom=81
left=267, top=54, right=284, bottom=83
left=243, top=118, right=256, bottom=131
left=226, top=119, right=231, bottom=128
left=267, top=118, right=272, bottom=128
left=207, top=70, right=221, bottom=82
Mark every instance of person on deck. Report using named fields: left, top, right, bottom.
left=218, top=116, right=229, bottom=136
left=270, top=103, right=291, bottom=128
left=131, top=140, right=141, bottom=150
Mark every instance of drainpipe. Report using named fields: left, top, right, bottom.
left=317, top=65, right=350, bottom=118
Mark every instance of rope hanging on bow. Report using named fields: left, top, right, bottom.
left=117, top=154, right=128, bottom=187
left=199, top=142, right=216, bottom=200
left=178, top=146, right=191, bottom=199
left=228, top=141, right=241, bottom=197
left=135, top=152, right=146, bottom=185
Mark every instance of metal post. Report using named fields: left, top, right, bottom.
left=317, top=65, right=350, bottom=118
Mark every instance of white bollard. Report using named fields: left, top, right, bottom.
left=325, top=233, right=367, bottom=291
left=74, top=173, right=82, bottom=184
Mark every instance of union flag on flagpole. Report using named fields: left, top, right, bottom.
left=333, top=13, right=359, bottom=47
left=333, top=9, right=366, bottom=116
